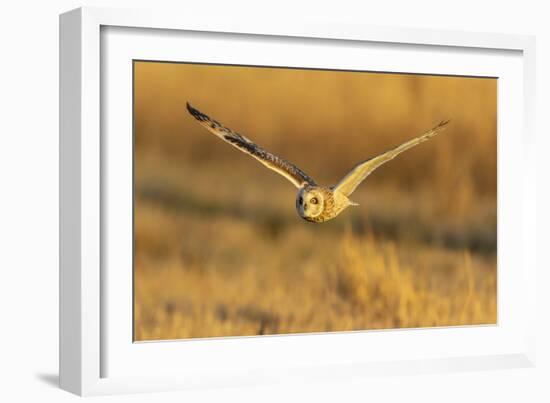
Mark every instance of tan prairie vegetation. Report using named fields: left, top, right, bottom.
left=133, top=62, right=497, bottom=341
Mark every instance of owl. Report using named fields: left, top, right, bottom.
left=186, top=103, right=449, bottom=223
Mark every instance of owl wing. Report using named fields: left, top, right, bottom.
left=186, top=103, right=317, bottom=188
left=332, top=120, right=450, bottom=197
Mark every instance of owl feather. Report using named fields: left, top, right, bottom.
left=186, top=103, right=316, bottom=188
left=332, top=120, right=450, bottom=197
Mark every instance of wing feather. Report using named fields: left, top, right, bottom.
left=333, top=120, right=450, bottom=196
left=186, top=103, right=316, bottom=188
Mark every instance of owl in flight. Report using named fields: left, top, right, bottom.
left=186, top=103, right=449, bottom=223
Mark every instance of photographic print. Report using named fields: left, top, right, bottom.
left=133, top=61, right=497, bottom=341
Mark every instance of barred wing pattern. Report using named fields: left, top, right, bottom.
left=333, top=120, right=450, bottom=197
left=186, top=103, right=317, bottom=188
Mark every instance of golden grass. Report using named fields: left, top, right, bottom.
left=134, top=202, right=496, bottom=340
left=133, top=62, right=497, bottom=340
left=133, top=157, right=496, bottom=340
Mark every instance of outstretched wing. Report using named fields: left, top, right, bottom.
left=332, top=120, right=450, bottom=197
left=186, top=103, right=316, bottom=188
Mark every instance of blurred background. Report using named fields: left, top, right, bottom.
left=133, top=61, right=497, bottom=341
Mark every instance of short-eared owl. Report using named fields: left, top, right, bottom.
left=186, top=103, right=449, bottom=223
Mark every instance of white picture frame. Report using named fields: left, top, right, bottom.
left=59, top=6, right=537, bottom=396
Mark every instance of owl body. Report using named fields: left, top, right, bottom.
left=296, top=186, right=356, bottom=223
left=186, top=103, right=448, bottom=224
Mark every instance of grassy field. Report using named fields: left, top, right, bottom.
left=133, top=62, right=497, bottom=341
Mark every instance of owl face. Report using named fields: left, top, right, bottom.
left=296, top=187, right=325, bottom=220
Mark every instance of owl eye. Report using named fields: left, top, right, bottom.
left=310, top=197, right=318, bottom=205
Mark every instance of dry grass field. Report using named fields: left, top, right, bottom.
left=133, top=62, right=497, bottom=341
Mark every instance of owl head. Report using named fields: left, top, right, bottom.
left=296, top=187, right=325, bottom=221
